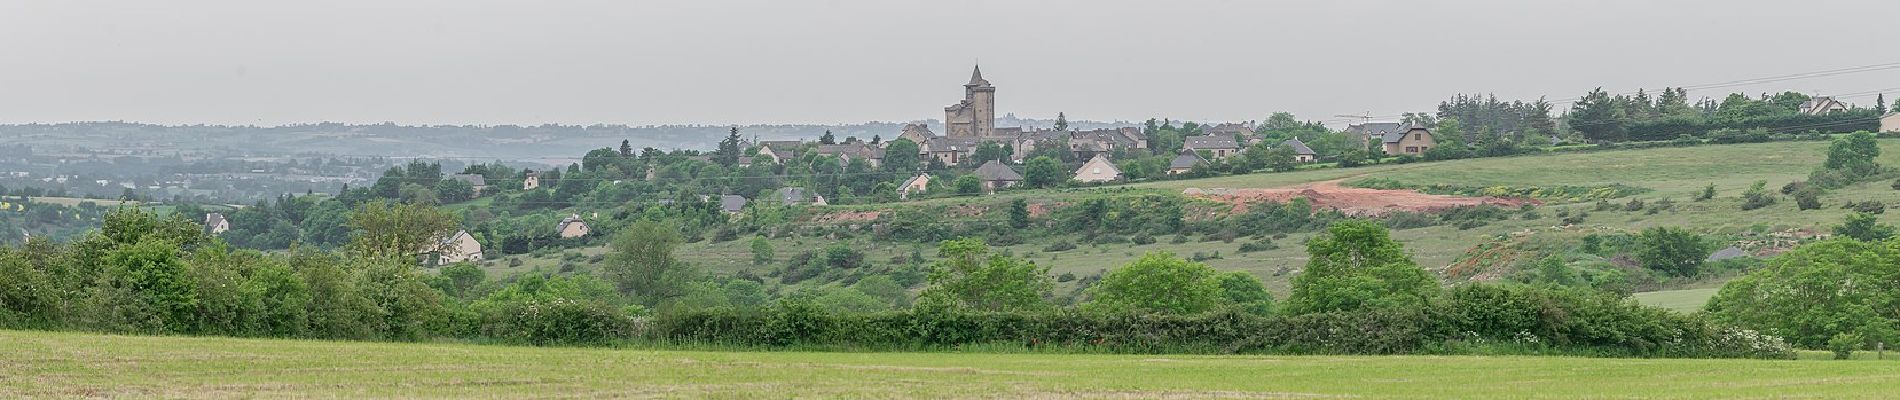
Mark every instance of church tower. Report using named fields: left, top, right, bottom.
left=945, top=64, right=996, bottom=139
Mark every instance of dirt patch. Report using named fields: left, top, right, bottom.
left=809, top=211, right=884, bottom=223
left=1185, top=180, right=1536, bottom=216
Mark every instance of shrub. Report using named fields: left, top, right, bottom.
left=1695, top=184, right=1716, bottom=201
left=1741, top=181, right=1776, bottom=211
left=1623, top=198, right=1646, bottom=212
left=1829, top=333, right=1864, bottom=360
left=1043, top=241, right=1077, bottom=252
left=1794, top=188, right=1822, bottom=211
left=1237, top=240, right=1278, bottom=253
left=1131, top=234, right=1156, bottom=245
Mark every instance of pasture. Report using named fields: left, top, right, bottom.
left=5, top=330, right=1899, bottom=399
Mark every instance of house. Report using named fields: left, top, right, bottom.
left=898, top=173, right=931, bottom=199
left=719, top=194, right=749, bottom=213
left=1203, top=122, right=1257, bottom=137
left=972, top=160, right=1023, bottom=193
left=756, top=140, right=804, bottom=164
left=1073, top=154, right=1122, bottom=183
left=1382, top=125, right=1436, bottom=156
left=1280, top=138, right=1317, bottom=163
left=1168, top=149, right=1206, bottom=175
left=776, top=187, right=826, bottom=205
left=1881, top=112, right=1900, bottom=133
left=1068, top=128, right=1145, bottom=160
left=894, top=123, right=935, bottom=145
left=1345, top=122, right=1407, bottom=149
left=203, top=213, right=229, bottom=235
left=1183, top=135, right=1240, bottom=159
left=448, top=174, right=488, bottom=193
left=556, top=214, right=590, bottom=238
left=522, top=171, right=541, bottom=190
left=1798, top=96, right=1849, bottom=115
left=926, top=137, right=980, bottom=166
left=814, top=143, right=886, bottom=168
left=433, top=230, right=484, bottom=265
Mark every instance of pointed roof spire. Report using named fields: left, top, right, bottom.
left=967, top=64, right=989, bottom=86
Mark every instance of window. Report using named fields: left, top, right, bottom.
left=1406, top=147, right=1419, bottom=153
left=1413, top=133, right=1422, bottom=140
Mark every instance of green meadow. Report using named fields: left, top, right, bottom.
left=6, top=330, right=1900, bottom=399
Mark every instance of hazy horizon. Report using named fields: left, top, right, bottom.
left=4, top=0, right=1898, bottom=127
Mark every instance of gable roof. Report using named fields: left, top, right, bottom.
left=1280, top=138, right=1316, bottom=155
left=900, top=174, right=930, bottom=188
left=1384, top=125, right=1431, bottom=143
left=1204, top=123, right=1256, bottom=136
left=203, top=213, right=226, bottom=231
left=1347, top=122, right=1407, bottom=138
left=1183, top=135, right=1239, bottom=150
left=438, top=230, right=476, bottom=247
left=1170, top=150, right=1207, bottom=169
left=556, top=214, right=586, bottom=233
left=974, top=160, right=1023, bottom=181
left=1075, top=155, right=1122, bottom=178
left=776, top=187, right=810, bottom=204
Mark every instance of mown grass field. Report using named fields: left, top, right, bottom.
left=6, top=330, right=1900, bottom=399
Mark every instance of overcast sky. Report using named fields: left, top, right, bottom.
left=3, top=0, right=1897, bottom=127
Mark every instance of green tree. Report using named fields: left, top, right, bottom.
left=882, top=139, right=921, bottom=172
left=1833, top=212, right=1894, bottom=242
left=602, top=220, right=696, bottom=305
left=714, top=127, right=744, bottom=167
left=433, top=179, right=475, bottom=203
left=346, top=200, right=460, bottom=261
left=915, top=238, right=1052, bottom=312
left=818, top=130, right=836, bottom=145
left=1022, top=156, right=1067, bottom=188
left=1215, top=271, right=1274, bottom=316
left=1084, top=252, right=1222, bottom=315
left=1822, top=132, right=1881, bottom=180
left=1007, top=198, right=1030, bottom=229
left=1707, top=239, right=1900, bottom=348
left=1634, top=227, right=1711, bottom=277
left=749, top=236, right=775, bottom=265
left=1285, top=220, right=1438, bottom=314
left=1569, top=87, right=1629, bottom=142
left=954, top=175, right=982, bottom=195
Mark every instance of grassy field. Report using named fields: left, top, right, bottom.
left=1631, top=288, right=1722, bottom=313
left=6, top=330, right=1900, bottom=399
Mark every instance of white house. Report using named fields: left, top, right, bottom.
left=1072, top=155, right=1122, bottom=183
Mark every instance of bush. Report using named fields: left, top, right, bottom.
left=1794, top=188, right=1822, bottom=211
left=1829, top=333, right=1864, bottom=360
left=1623, top=198, right=1646, bottom=212
left=1843, top=201, right=1886, bottom=214
left=1043, top=241, right=1077, bottom=252
left=1237, top=240, right=1278, bottom=253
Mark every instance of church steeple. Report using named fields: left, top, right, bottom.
left=967, top=64, right=990, bottom=87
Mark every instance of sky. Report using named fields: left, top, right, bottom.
left=3, top=0, right=1898, bottom=127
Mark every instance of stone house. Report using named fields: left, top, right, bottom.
left=756, top=141, right=804, bottom=164
left=1073, top=154, right=1122, bottom=183
left=1345, top=122, right=1407, bottom=150
left=522, top=171, right=541, bottom=190
left=433, top=230, right=484, bottom=265
left=973, top=160, right=1022, bottom=193
left=1382, top=125, right=1436, bottom=156
left=1281, top=138, right=1317, bottom=163
left=1183, top=135, right=1240, bottom=159
left=203, top=213, right=229, bottom=235
left=1168, top=149, right=1206, bottom=175
left=556, top=214, right=590, bottom=238
left=898, top=173, right=931, bottom=199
